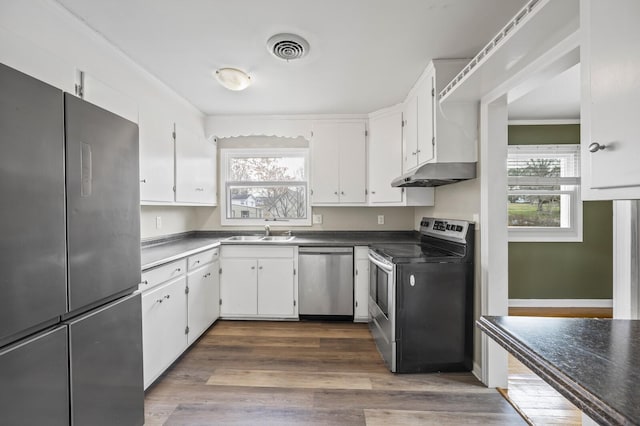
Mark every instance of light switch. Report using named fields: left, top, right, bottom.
left=156, top=216, right=162, bottom=229
left=312, top=214, right=323, bottom=224
left=378, top=215, right=385, bottom=225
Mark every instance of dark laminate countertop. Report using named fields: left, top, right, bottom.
left=141, top=236, right=221, bottom=270
left=477, top=316, right=640, bottom=426
left=141, top=231, right=419, bottom=270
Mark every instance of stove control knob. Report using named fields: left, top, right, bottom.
left=409, top=275, right=415, bottom=287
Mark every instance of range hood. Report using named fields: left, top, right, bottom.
left=391, top=162, right=477, bottom=187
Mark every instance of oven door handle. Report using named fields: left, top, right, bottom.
left=368, top=252, right=393, bottom=273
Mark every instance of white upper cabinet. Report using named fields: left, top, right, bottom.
left=403, top=60, right=478, bottom=174
left=310, top=121, right=367, bottom=205
left=368, top=107, right=434, bottom=206
left=81, top=72, right=138, bottom=124
left=416, top=75, right=435, bottom=164
left=403, top=74, right=435, bottom=172
left=175, top=124, right=217, bottom=204
left=581, top=0, right=640, bottom=200
left=140, top=116, right=217, bottom=205
left=139, top=109, right=175, bottom=203
left=402, top=94, right=419, bottom=172
left=370, top=109, right=404, bottom=204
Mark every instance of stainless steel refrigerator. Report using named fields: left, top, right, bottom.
left=0, top=63, right=144, bottom=426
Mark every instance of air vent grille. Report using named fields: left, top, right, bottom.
left=267, top=33, right=309, bottom=61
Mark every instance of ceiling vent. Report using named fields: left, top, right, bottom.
left=267, top=33, right=309, bottom=61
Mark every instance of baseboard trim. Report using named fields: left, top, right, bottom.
left=472, top=362, right=482, bottom=383
left=508, top=299, right=613, bottom=308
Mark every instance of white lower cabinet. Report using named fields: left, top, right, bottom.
left=354, top=246, right=369, bottom=322
left=141, top=276, right=188, bottom=389
left=187, top=261, right=220, bottom=346
left=220, top=246, right=297, bottom=319
left=220, top=258, right=258, bottom=316
left=140, top=247, right=220, bottom=389
left=257, top=258, right=295, bottom=317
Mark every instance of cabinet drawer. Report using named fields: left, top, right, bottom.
left=140, top=259, right=186, bottom=291
left=188, top=247, right=219, bottom=270
left=222, top=245, right=295, bottom=258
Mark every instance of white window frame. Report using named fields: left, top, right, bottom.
left=220, top=148, right=311, bottom=227
left=508, top=144, right=582, bottom=242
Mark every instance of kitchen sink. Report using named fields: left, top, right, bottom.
left=224, top=235, right=263, bottom=241
left=223, top=235, right=295, bottom=242
left=261, top=236, right=295, bottom=242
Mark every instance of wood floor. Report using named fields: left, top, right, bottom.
left=144, top=320, right=526, bottom=425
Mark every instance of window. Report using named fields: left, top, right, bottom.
left=507, top=144, right=581, bottom=242
left=220, top=148, right=311, bottom=226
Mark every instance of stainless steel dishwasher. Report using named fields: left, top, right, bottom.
left=298, top=247, right=354, bottom=319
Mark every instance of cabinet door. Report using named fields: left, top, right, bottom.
left=257, top=258, right=295, bottom=317
left=403, top=95, right=419, bottom=172
left=211, top=260, right=221, bottom=321
left=82, top=73, right=138, bottom=124
left=354, top=259, right=370, bottom=321
left=337, top=122, right=367, bottom=203
left=310, top=123, right=341, bottom=204
left=416, top=74, right=435, bottom=164
left=187, top=263, right=218, bottom=345
left=139, top=108, right=175, bottom=202
left=175, top=124, right=217, bottom=204
left=369, top=111, right=404, bottom=204
left=141, top=277, right=187, bottom=388
left=220, top=259, right=257, bottom=316
left=582, top=0, right=640, bottom=197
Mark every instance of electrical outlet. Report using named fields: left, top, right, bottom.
left=377, top=215, right=385, bottom=225
left=156, top=216, right=162, bottom=229
left=312, top=214, right=323, bottom=224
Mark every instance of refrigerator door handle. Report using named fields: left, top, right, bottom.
left=80, top=142, right=92, bottom=197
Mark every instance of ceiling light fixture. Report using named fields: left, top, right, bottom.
left=214, top=67, right=252, bottom=91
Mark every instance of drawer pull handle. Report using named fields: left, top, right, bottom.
left=175, top=268, right=182, bottom=272
left=195, top=260, right=200, bottom=264
left=589, top=142, right=607, bottom=153
left=141, top=280, right=148, bottom=285
left=156, top=295, right=170, bottom=304
left=251, top=266, right=255, bottom=270
left=204, top=272, right=211, bottom=278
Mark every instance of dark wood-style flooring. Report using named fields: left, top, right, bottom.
left=144, top=320, right=526, bottom=425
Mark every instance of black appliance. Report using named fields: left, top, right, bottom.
left=368, top=217, right=474, bottom=373
left=0, top=63, right=144, bottom=425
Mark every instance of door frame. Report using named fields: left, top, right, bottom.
left=478, top=32, right=580, bottom=387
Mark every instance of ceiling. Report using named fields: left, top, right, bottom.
left=55, top=0, right=527, bottom=116
left=508, top=63, right=581, bottom=121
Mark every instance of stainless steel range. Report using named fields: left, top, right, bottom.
left=368, top=217, right=474, bottom=373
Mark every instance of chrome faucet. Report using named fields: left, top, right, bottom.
left=264, top=224, right=271, bottom=236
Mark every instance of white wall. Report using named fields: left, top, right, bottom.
left=0, top=0, right=204, bottom=239
left=414, top=166, right=482, bottom=375
left=194, top=206, right=415, bottom=232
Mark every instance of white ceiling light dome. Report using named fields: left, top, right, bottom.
left=214, top=68, right=252, bottom=91
left=267, top=33, right=310, bottom=61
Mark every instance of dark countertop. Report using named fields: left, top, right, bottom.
left=141, top=236, right=221, bottom=270
left=477, top=316, right=640, bottom=426
left=141, top=231, right=419, bottom=270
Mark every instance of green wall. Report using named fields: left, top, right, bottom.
left=508, top=125, right=613, bottom=299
